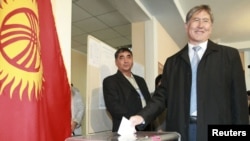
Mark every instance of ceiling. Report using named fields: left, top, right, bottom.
left=71, top=0, right=132, bottom=53
left=71, top=0, right=250, bottom=54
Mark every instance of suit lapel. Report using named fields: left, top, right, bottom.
left=116, top=71, right=137, bottom=92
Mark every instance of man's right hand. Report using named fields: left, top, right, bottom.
left=129, top=115, right=145, bottom=126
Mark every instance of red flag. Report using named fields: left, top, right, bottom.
left=0, top=0, right=71, bottom=141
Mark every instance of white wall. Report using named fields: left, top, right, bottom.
left=244, top=51, right=250, bottom=90
left=51, top=0, right=71, bottom=81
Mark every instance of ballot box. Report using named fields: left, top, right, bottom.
left=65, top=131, right=181, bottom=141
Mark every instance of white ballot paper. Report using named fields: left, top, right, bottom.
left=117, top=117, right=137, bottom=140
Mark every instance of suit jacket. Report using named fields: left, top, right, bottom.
left=103, top=70, right=152, bottom=132
left=138, top=40, right=249, bottom=141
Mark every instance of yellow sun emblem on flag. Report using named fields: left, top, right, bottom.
left=0, top=0, right=43, bottom=100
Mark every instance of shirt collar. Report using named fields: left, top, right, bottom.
left=188, top=40, right=208, bottom=51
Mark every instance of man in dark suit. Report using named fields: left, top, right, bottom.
left=103, top=47, right=152, bottom=132
left=130, top=4, right=249, bottom=141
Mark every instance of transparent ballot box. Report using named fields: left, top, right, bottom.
left=65, top=131, right=181, bottom=141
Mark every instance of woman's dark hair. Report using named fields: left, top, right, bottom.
left=155, top=74, right=162, bottom=89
